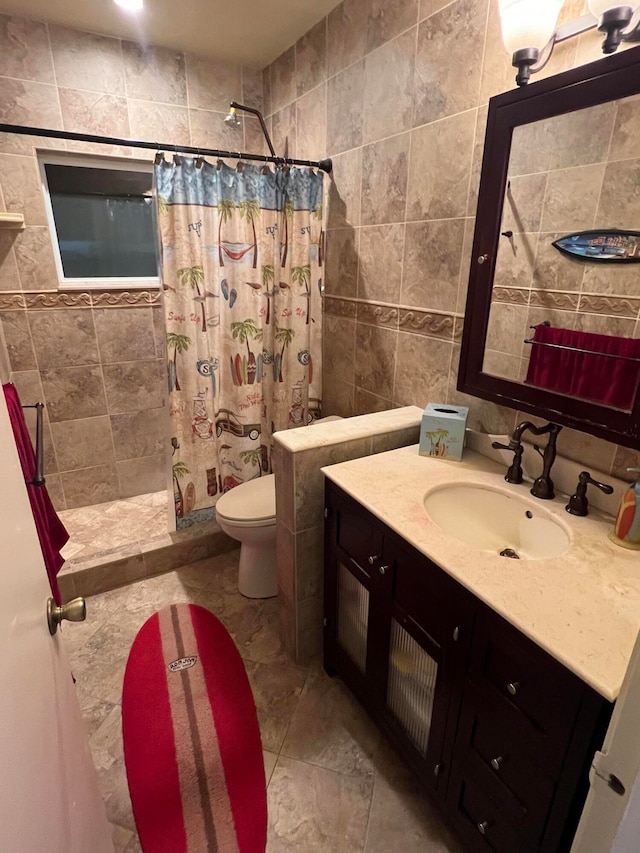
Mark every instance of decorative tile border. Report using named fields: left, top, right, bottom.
left=357, top=302, right=398, bottom=328
left=0, top=289, right=161, bottom=311
left=529, top=289, right=579, bottom=310
left=25, top=292, right=91, bottom=309
left=323, top=295, right=357, bottom=318
left=398, top=308, right=455, bottom=340
left=491, top=287, right=529, bottom=306
left=92, top=290, right=162, bottom=308
left=579, top=294, right=640, bottom=318
left=0, top=293, right=26, bottom=310
left=324, top=296, right=460, bottom=339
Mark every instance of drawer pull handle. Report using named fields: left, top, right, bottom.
left=433, top=763, right=441, bottom=777
left=379, top=564, right=390, bottom=575
left=452, top=626, right=460, bottom=642
left=491, top=756, right=504, bottom=771
left=368, top=555, right=378, bottom=565
left=507, top=681, right=520, bottom=696
left=477, top=820, right=491, bottom=835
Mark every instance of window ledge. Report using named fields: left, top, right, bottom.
left=0, top=213, right=25, bottom=231
left=58, top=278, right=160, bottom=292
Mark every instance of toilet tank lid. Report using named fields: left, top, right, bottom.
left=216, top=473, right=276, bottom=522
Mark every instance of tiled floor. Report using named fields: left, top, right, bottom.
left=62, top=549, right=463, bottom=853
left=59, top=491, right=169, bottom=563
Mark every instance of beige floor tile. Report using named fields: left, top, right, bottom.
left=79, top=697, right=116, bottom=739
left=280, top=660, right=384, bottom=779
left=264, top=750, right=278, bottom=785
left=89, top=704, right=124, bottom=772
left=364, top=771, right=463, bottom=853
left=245, top=659, right=309, bottom=753
left=267, top=755, right=374, bottom=852
left=63, top=549, right=461, bottom=853
left=111, top=822, right=135, bottom=853
left=59, top=489, right=169, bottom=562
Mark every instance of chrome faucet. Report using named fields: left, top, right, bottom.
left=492, top=421, right=563, bottom=499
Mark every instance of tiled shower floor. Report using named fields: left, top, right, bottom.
left=59, top=491, right=169, bottom=563
left=64, top=550, right=463, bottom=853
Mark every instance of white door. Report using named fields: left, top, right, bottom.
left=0, top=391, right=113, bottom=853
left=572, top=628, right=640, bottom=852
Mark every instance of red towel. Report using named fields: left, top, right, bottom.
left=525, top=325, right=640, bottom=410
left=2, top=383, right=68, bottom=604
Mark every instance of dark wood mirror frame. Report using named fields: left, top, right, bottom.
left=458, top=46, right=640, bottom=449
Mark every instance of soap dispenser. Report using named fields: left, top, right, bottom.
left=609, top=468, right=640, bottom=550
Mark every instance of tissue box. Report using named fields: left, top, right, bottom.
left=419, top=403, right=469, bottom=461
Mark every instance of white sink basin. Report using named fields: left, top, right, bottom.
left=423, top=483, right=570, bottom=560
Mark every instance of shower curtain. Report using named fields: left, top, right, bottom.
left=155, top=158, right=324, bottom=527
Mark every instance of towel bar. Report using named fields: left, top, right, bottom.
left=22, top=402, right=46, bottom=487
left=523, top=339, right=640, bottom=363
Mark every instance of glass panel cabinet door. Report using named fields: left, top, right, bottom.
left=337, top=561, right=370, bottom=674
left=387, top=618, right=438, bottom=756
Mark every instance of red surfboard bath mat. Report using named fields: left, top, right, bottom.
left=122, top=603, right=267, bottom=853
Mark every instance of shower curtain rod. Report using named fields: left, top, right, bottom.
left=0, top=122, right=333, bottom=174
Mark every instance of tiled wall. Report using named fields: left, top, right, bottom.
left=2, top=290, right=168, bottom=510
left=0, top=15, right=264, bottom=509
left=262, top=0, right=640, bottom=478
left=273, top=407, right=422, bottom=662
left=486, top=96, right=640, bottom=383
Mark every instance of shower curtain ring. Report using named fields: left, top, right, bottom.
left=172, top=145, right=181, bottom=166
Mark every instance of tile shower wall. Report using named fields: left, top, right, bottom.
left=262, top=0, right=640, bottom=478
left=0, top=14, right=265, bottom=510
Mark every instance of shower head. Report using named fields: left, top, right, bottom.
left=224, top=107, right=242, bottom=128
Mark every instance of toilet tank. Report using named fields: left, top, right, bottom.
left=311, top=415, right=343, bottom=425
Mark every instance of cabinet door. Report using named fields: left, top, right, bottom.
left=323, top=483, right=384, bottom=696
left=382, top=537, right=473, bottom=794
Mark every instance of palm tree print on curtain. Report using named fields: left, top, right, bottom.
left=155, top=158, right=324, bottom=528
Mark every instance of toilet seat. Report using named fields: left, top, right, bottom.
left=215, top=474, right=276, bottom=525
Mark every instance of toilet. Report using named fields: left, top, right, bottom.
left=215, top=415, right=342, bottom=598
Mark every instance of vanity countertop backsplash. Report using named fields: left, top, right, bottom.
left=322, top=440, right=640, bottom=702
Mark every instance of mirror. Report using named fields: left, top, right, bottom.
left=459, top=46, right=640, bottom=448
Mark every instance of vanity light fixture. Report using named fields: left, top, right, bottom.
left=113, top=0, right=144, bottom=12
left=498, top=0, right=640, bottom=86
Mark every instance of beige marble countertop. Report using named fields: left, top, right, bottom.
left=322, top=444, right=640, bottom=702
left=274, top=405, right=422, bottom=453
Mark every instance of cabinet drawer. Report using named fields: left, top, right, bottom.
left=470, top=607, right=582, bottom=757
left=394, top=539, right=474, bottom=654
left=456, top=685, right=556, bottom=842
left=449, top=764, right=536, bottom=853
left=334, top=494, right=383, bottom=578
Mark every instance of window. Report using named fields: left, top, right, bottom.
left=39, top=153, right=159, bottom=290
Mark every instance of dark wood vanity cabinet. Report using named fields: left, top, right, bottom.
left=323, top=481, right=612, bottom=853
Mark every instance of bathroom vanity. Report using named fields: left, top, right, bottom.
left=322, top=446, right=640, bottom=853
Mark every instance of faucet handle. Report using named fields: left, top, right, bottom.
left=492, top=440, right=524, bottom=484
left=566, top=471, right=614, bottom=517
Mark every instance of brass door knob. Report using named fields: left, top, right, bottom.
left=47, top=597, right=87, bottom=635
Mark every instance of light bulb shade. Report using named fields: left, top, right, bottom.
left=498, top=0, right=565, bottom=54
left=114, top=0, right=143, bottom=11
